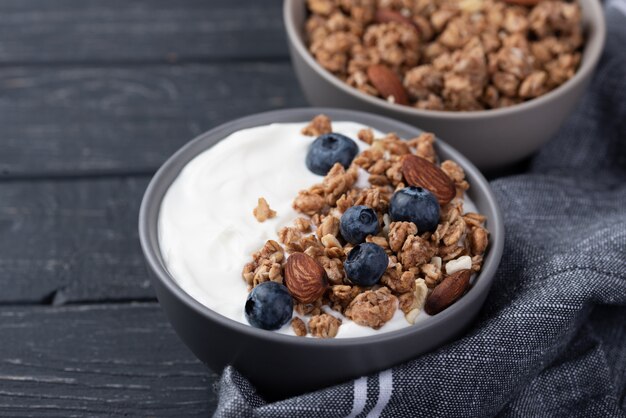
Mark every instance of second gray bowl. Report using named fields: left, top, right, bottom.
left=139, top=108, right=504, bottom=399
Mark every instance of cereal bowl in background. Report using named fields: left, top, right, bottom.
left=284, top=0, right=606, bottom=171
left=139, top=108, right=504, bottom=399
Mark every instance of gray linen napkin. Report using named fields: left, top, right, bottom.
left=214, top=2, right=626, bottom=416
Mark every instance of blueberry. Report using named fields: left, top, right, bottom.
left=389, top=186, right=440, bottom=232
left=340, top=205, right=380, bottom=244
left=344, top=243, right=388, bottom=286
left=305, top=133, right=359, bottom=175
left=244, top=281, right=293, bottom=330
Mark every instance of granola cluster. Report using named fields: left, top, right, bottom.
left=243, top=115, right=489, bottom=338
left=305, top=0, right=583, bottom=110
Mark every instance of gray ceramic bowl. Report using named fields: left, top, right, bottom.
left=284, top=0, right=606, bottom=171
left=139, top=108, right=504, bottom=400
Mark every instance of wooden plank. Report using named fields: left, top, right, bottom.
left=0, top=303, right=217, bottom=416
left=0, top=0, right=286, bottom=64
left=0, top=62, right=306, bottom=178
left=0, top=176, right=151, bottom=303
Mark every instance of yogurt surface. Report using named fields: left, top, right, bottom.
left=158, top=122, right=475, bottom=337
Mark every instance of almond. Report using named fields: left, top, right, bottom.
left=424, top=269, right=471, bottom=315
left=284, top=252, right=328, bottom=303
left=402, top=154, right=455, bottom=205
left=367, top=65, right=410, bottom=106
left=374, top=8, right=420, bottom=34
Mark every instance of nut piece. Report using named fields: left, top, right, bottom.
left=252, top=197, right=276, bottom=222
left=424, top=269, right=471, bottom=315
left=293, top=190, right=326, bottom=216
left=388, top=221, right=418, bottom=252
left=294, top=217, right=312, bottom=232
left=309, top=313, right=342, bottom=338
left=345, top=287, right=398, bottom=329
left=401, top=155, right=455, bottom=205
left=405, top=278, right=429, bottom=324
left=399, top=234, right=435, bottom=268
left=367, top=65, right=410, bottom=105
left=284, top=252, right=328, bottom=303
left=470, top=227, right=489, bottom=255
left=317, top=215, right=340, bottom=239
left=357, top=128, right=375, bottom=145
left=445, top=255, right=472, bottom=274
left=301, top=114, right=332, bottom=137
left=374, top=8, right=419, bottom=34
left=321, top=234, right=342, bottom=249
left=328, top=285, right=359, bottom=312
left=291, top=317, right=307, bottom=337
left=295, top=300, right=322, bottom=316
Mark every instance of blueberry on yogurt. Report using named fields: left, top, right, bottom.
left=244, top=281, right=293, bottom=330
left=306, top=132, right=359, bottom=175
left=389, top=186, right=440, bottom=233
left=344, top=243, right=388, bottom=286
left=340, top=205, right=380, bottom=244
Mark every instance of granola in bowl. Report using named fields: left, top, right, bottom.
left=305, top=0, right=583, bottom=111
left=241, top=114, right=489, bottom=337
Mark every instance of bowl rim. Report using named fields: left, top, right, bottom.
left=139, top=107, right=505, bottom=347
left=283, top=0, right=606, bottom=120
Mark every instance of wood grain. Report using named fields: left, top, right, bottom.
left=0, top=303, right=217, bottom=416
left=0, top=63, right=305, bottom=178
left=0, top=1, right=302, bottom=414
left=0, top=0, right=286, bottom=64
left=0, top=177, right=151, bottom=303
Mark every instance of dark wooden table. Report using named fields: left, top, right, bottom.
left=0, top=1, right=534, bottom=415
left=0, top=0, right=306, bottom=415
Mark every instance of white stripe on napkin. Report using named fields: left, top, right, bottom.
left=346, top=377, right=368, bottom=418
left=366, top=370, right=393, bottom=418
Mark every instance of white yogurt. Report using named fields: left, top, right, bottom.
left=158, top=122, right=475, bottom=338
